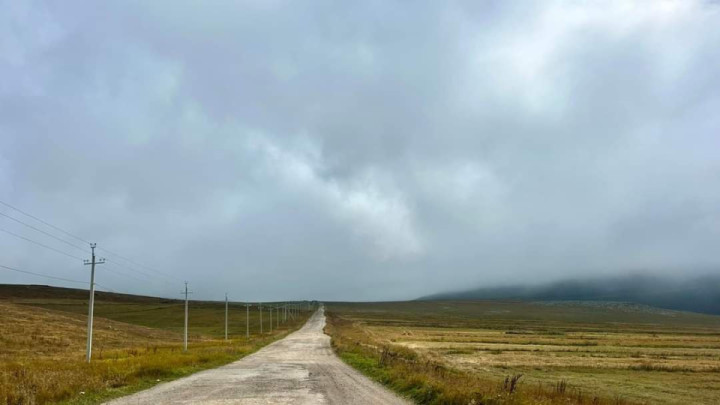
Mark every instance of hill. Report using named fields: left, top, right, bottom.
left=420, top=274, right=720, bottom=314
left=0, top=284, right=178, bottom=303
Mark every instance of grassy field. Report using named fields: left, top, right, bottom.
left=0, top=284, right=313, bottom=405
left=326, top=300, right=720, bottom=405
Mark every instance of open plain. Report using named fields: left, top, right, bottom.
left=326, top=300, right=720, bottom=404
left=4, top=285, right=720, bottom=404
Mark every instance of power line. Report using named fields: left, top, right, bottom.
left=0, top=211, right=88, bottom=253
left=0, top=264, right=179, bottom=309
left=0, top=225, right=164, bottom=287
left=0, top=199, right=91, bottom=244
left=102, top=260, right=156, bottom=283
left=0, top=226, right=84, bottom=261
left=0, top=263, right=86, bottom=284
left=0, top=199, right=178, bottom=283
left=0, top=262, right=127, bottom=295
left=104, top=259, right=157, bottom=280
left=98, top=248, right=177, bottom=281
left=94, top=283, right=117, bottom=293
left=104, top=257, right=174, bottom=282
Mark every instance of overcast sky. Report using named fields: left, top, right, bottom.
left=1, top=1, right=719, bottom=301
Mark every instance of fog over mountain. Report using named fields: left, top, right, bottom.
left=421, top=273, right=720, bottom=315
left=1, top=1, right=720, bottom=301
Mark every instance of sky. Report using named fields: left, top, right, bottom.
left=1, top=0, right=719, bottom=301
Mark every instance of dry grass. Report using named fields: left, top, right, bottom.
left=0, top=301, right=176, bottom=360
left=326, top=313, right=631, bottom=405
left=384, top=328, right=720, bottom=371
left=326, top=301, right=720, bottom=404
left=0, top=287, right=313, bottom=405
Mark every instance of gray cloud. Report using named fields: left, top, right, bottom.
left=1, top=0, right=719, bottom=301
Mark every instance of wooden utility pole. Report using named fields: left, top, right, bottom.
left=225, top=293, right=228, bottom=341
left=84, top=243, right=105, bottom=363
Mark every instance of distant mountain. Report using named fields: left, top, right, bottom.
left=419, top=274, right=720, bottom=315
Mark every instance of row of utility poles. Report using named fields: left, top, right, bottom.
left=84, top=243, right=315, bottom=362
left=232, top=301, right=303, bottom=338
left=179, top=285, right=309, bottom=353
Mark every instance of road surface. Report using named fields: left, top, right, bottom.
left=107, top=307, right=409, bottom=404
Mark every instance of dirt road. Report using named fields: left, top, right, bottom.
left=106, top=307, right=409, bottom=404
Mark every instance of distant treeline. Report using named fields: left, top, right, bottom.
left=420, top=274, right=720, bottom=315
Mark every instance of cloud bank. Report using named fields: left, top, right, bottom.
left=1, top=0, right=719, bottom=300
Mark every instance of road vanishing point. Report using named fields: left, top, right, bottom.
left=106, top=307, right=410, bottom=405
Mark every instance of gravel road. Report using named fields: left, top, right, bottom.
left=106, top=307, right=409, bottom=404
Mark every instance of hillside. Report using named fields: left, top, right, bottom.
left=420, top=274, right=720, bottom=315
left=0, top=284, right=178, bottom=304
left=0, top=300, right=178, bottom=361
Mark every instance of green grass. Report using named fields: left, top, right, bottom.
left=1, top=285, right=291, bottom=339
left=21, top=300, right=283, bottom=338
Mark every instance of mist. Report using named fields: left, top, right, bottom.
left=421, top=273, right=720, bottom=315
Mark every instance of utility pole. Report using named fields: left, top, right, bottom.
left=259, top=303, right=263, bottom=334
left=84, top=243, right=105, bottom=363
left=245, top=303, right=250, bottom=339
left=225, top=293, right=228, bottom=341
left=182, top=282, right=192, bottom=352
